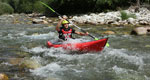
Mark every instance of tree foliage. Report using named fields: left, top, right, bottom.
left=0, top=2, right=14, bottom=15
left=0, top=0, right=150, bottom=15
left=120, top=11, right=136, bottom=20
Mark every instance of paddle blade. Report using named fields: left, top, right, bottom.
left=106, top=43, right=110, bottom=47
left=94, top=38, right=99, bottom=40
left=40, top=1, right=55, bottom=13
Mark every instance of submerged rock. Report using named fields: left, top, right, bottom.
left=8, top=58, right=23, bottom=65
left=145, top=45, right=150, bottom=47
left=103, top=31, right=115, bottom=35
left=0, top=73, right=9, bottom=80
left=21, top=58, right=42, bottom=69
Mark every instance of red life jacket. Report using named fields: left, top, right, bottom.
left=61, top=29, right=72, bottom=40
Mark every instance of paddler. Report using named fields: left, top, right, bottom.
left=56, top=15, right=89, bottom=41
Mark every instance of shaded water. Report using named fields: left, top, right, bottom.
left=0, top=23, right=150, bottom=80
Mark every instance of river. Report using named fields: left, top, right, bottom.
left=0, top=22, right=150, bottom=80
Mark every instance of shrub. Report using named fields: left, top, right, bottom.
left=0, top=2, right=14, bottom=15
left=17, top=2, right=33, bottom=13
left=33, top=1, right=45, bottom=13
left=8, top=0, right=20, bottom=12
left=120, top=11, right=136, bottom=20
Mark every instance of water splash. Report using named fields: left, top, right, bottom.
left=24, top=32, right=56, bottom=40
left=29, top=47, right=148, bottom=80
left=30, top=62, right=64, bottom=78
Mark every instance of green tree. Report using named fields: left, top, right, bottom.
left=33, top=1, right=45, bottom=13
left=0, top=2, right=14, bottom=15
left=17, top=0, right=36, bottom=13
left=8, top=0, right=19, bottom=12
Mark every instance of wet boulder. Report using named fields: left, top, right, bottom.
left=131, top=26, right=150, bottom=35
left=32, top=19, right=48, bottom=24
left=0, top=73, right=9, bottom=80
left=103, top=31, right=115, bottom=35
left=127, top=18, right=137, bottom=25
left=8, top=58, right=23, bottom=65
left=21, top=58, right=42, bottom=69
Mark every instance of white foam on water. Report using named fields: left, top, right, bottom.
left=30, top=56, right=44, bottom=63
left=30, top=53, right=101, bottom=79
left=14, top=31, right=27, bottom=36
left=1, top=62, right=13, bottom=66
left=24, top=32, right=56, bottom=40
left=28, top=39, right=146, bottom=80
left=28, top=46, right=49, bottom=54
left=30, top=62, right=65, bottom=78
left=4, top=31, right=27, bottom=39
left=112, top=65, right=150, bottom=80
left=112, top=65, right=128, bottom=74
left=7, top=34, right=14, bottom=39
left=43, top=46, right=100, bottom=62
left=44, top=49, right=79, bottom=60
left=62, top=38, right=90, bottom=44
left=103, top=48, right=144, bottom=70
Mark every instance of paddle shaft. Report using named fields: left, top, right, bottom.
left=40, top=1, right=61, bottom=16
left=71, top=23, right=96, bottom=39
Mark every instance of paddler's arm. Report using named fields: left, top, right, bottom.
left=56, top=19, right=64, bottom=31
left=75, top=31, right=89, bottom=36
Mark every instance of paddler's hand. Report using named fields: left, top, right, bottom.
left=62, top=15, right=68, bottom=19
left=84, top=32, right=89, bottom=36
left=58, top=15, right=68, bottom=20
left=75, top=31, right=89, bottom=36
left=58, top=16, right=62, bottom=19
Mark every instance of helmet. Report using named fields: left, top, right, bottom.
left=62, top=20, right=69, bottom=24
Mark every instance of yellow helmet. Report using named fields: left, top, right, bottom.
left=62, top=20, right=69, bottom=24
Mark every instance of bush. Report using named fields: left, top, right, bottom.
left=0, top=2, right=14, bottom=15
left=8, top=0, right=20, bottom=12
left=120, top=11, right=136, bottom=20
left=33, top=1, right=45, bottom=13
left=17, top=1, right=33, bottom=13
left=0, top=0, right=149, bottom=15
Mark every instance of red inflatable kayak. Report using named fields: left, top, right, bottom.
left=47, top=38, right=108, bottom=52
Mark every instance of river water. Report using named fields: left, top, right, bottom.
left=0, top=23, right=150, bottom=80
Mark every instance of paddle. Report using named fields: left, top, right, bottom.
left=40, top=1, right=110, bottom=47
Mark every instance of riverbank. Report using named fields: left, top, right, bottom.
left=0, top=7, right=150, bottom=36
left=0, top=7, right=150, bottom=26
left=71, top=7, right=150, bottom=26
